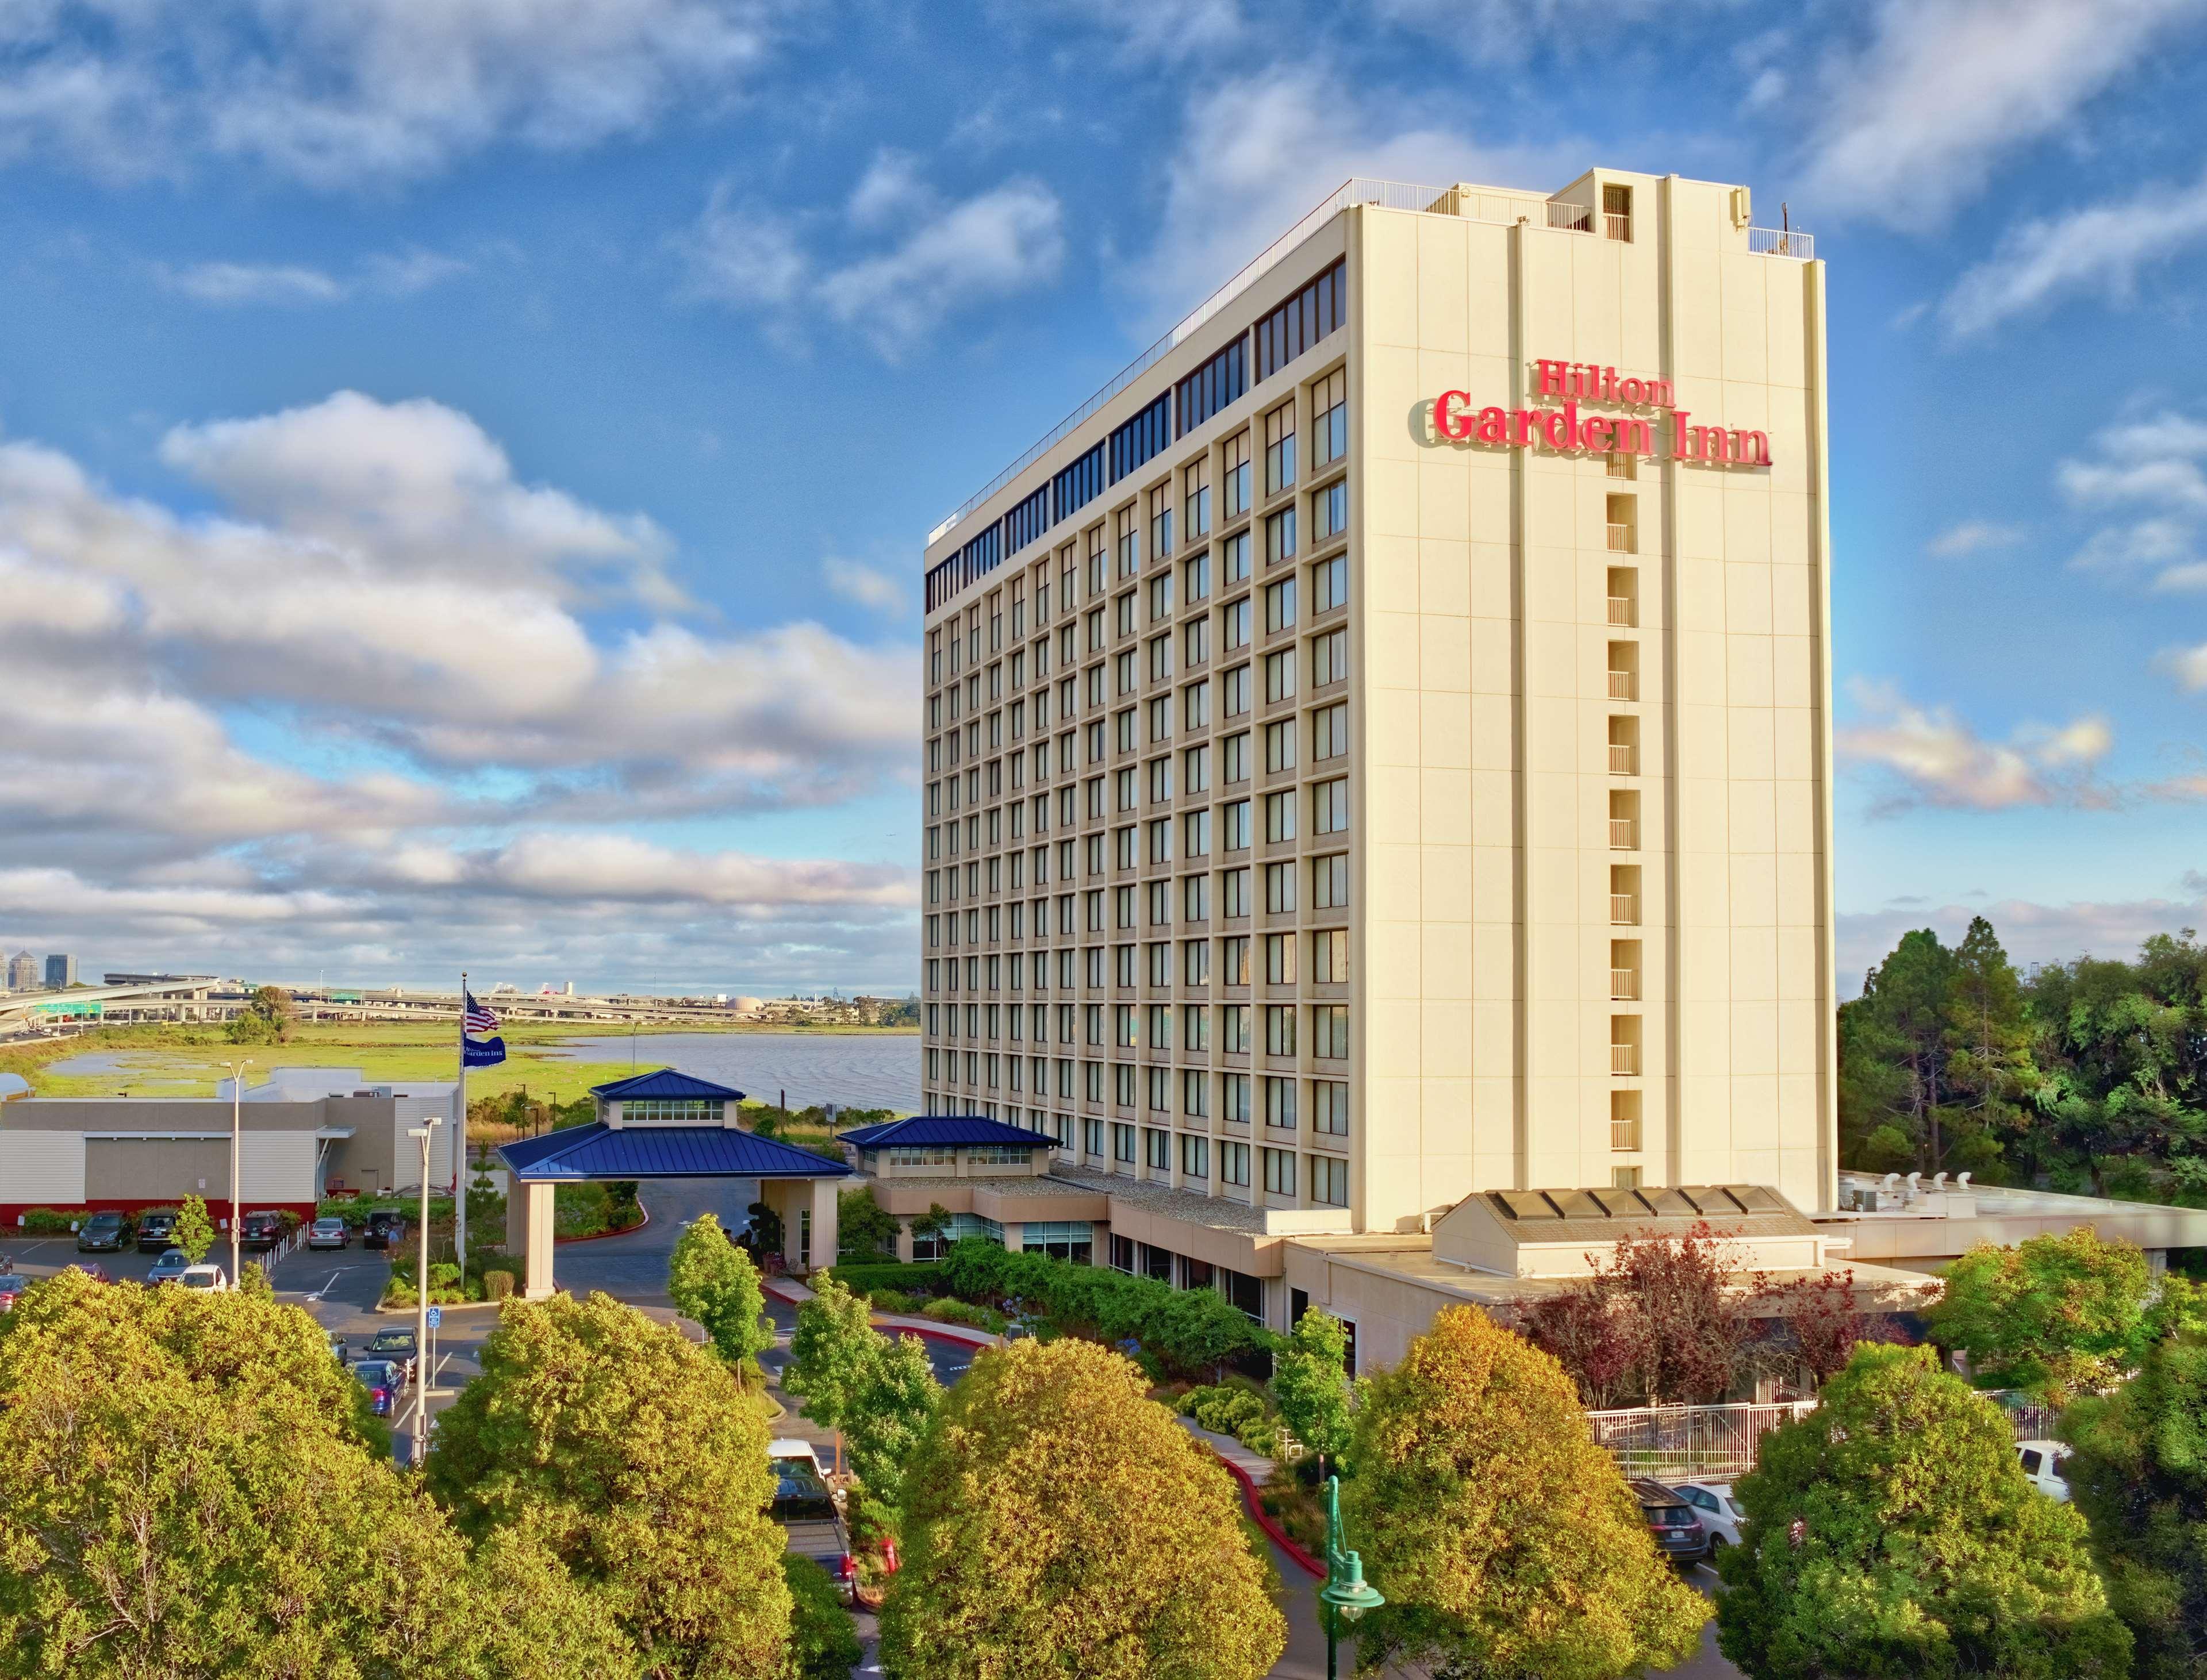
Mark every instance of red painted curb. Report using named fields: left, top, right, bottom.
left=553, top=1205, right=650, bottom=1245
left=1209, top=1447, right=1325, bottom=1578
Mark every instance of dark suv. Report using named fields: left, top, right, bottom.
left=1629, top=1478, right=1711, bottom=1565
left=135, top=1209, right=178, bottom=1251
left=76, top=1212, right=133, bottom=1252
left=240, top=1210, right=283, bottom=1251
left=363, top=1211, right=406, bottom=1251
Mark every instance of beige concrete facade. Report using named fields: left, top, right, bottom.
left=918, top=171, right=1834, bottom=1335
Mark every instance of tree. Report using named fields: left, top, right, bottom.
left=1846, top=928, right=1959, bottom=1172
left=1716, top=1342, right=2129, bottom=1679
left=2062, top=1335, right=2207, bottom=1679
left=1344, top=1304, right=1706, bottom=1680
left=667, top=1212, right=773, bottom=1371
left=227, top=983, right=297, bottom=1045
left=786, top=1273, right=880, bottom=1474
left=837, top=1186, right=900, bottom=1262
left=0, top=1268, right=631, bottom=1677
left=173, top=1191, right=214, bottom=1264
left=1941, top=916, right=2037, bottom=1174
left=425, top=1291, right=791, bottom=1678
left=784, top=1554, right=862, bottom=1680
left=1930, top=1225, right=2197, bottom=1403
left=909, top=1202, right=953, bottom=1252
left=842, top=1331, right=943, bottom=1510
left=1758, top=1268, right=1909, bottom=1386
left=1271, top=1307, right=1354, bottom=1476
left=1520, top=1222, right=1758, bottom=1407
left=876, top=1339, right=1284, bottom=1680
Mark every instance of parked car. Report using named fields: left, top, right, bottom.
left=767, top=1440, right=856, bottom=1602
left=363, top=1211, right=406, bottom=1251
left=240, top=1210, right=283, bottom=1251
left=67, top=1262, right=113, bottom=1283
left=178, top=1264, right=229, bottom=1291
left=2018, top=1440, right=2073, bottom=1502
left=366, top=1328, right=419, bottom=1381
left=1672, top=1480, right=1745, bottom=1550
left=146, top=1248, right=192, bottom=1285
left=353, top=1358, right=404, bottom=1416
left=327, top=1331, right=350, bottom=1363
left=1629, top=1478, right=1711, bottom=1565
left=76, top=1212, right=133, bottom=1253
left=136, top=1210, right=178, bottom=1251
left=306, top=1216, right=350, bottom=1250
left=0, top=1273, right=28, bottom=1312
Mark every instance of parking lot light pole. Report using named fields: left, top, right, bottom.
left=1318, top=1474, right=1384, bottom=1680
left=407, top=1120, right=439, bottom=1467
left=220, top=1058, right=253, bottom=1285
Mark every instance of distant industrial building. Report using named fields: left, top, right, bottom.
left=44, top=954, right=75, bottom=989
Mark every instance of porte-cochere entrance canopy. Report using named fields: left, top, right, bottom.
left=498, top=1069, right=851, bottom=1298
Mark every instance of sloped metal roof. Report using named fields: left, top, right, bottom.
left=499, top=1122, right=849, bottom=1181
left=838, top=1115, right=1059, bottom=1149
left=1480, top=1183, right=1816, bottom=1244
left=587, top=1068, right=748, bottom=1102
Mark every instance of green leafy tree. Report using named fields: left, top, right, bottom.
left=227, top=982, right=297, bottom=1045
left=239, top=1259, right=274, bottom=1298
left=0, top=1269, right=631, bottom=1677
left=667, top=1212, right=773, bottom=1371
left=173, top=1191, right=214, bottom=1263
left=1271, top=1307, right=1353, bottom=1476
left=877, top=1339, right=1284, bottom=1679
left=425, top=1291, right=792, bottom=1678
left=2061, top=1334, right=2207, bottom=1679
left=1941, top=916, right=2039, bottom=1174
left=1845, top=927, right=1960, bottom=1172
left=837, top=1186, right=901, bottom=1262
left=784, top=1554, right=862, bottom=1680
left=786, top=1273, right=879, bottom=1473
left=1344, top=1304, right=1706, bottom=1680
left=842, top=1331, right=943, bottom=1510
left=1930, top=1224, right=2198, bottom=1402
left=909, top=1202, right=953, bottom=1251
left=1717, top=1341, right=2128, bottom=1679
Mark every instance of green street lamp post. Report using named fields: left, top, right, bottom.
left=1317, top=1473, right=1384, bottom=1680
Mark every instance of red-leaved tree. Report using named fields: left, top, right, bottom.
left=1518, top=1224, right=1760, bottom=1408
left=1517, top=1285, right=1652, bottom=1410
left=1756, top=1269, right=1912, bottom=1385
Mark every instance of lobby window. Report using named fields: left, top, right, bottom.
left=1312, top=479, right=1348, bottom=546
left=1312, top=852, right=1349, bottom=909
left=1313, top=1079, right=1349, bottom=1136
left=1262, top=1147, right=1296, bottom=1197
left=1312, top=775, right=1348, bottom=836
left=1220, top=1141, right=1251, bottom=1187
left=1311, top=368, right=1348, bottom=468
left=1611, top=1089, right=1644, bottom=1152
left=1223, top=430, right=1252, bottom=519
left=1265, top=718, right=1296, bottom=774
left=1181, top=1133, right=1210, bottom=1179
left=1264, top=576, right=1296, bottom=633
left=1265, top=506, right=1297, bottom=568
left=1312, top=928, right=1348, bottom=983
left=1613, top=1164, right=1643, bottom=1190
left=1263, top=401, right=1296, bottom=495
left=1312, top=1005, right=1349, bottom=1060
left=1312, top=701, right=1347, bottom=762
left=1310, top=1155, right=1349, bottom=1208
left=1184, top=459, right=1211, bottom=543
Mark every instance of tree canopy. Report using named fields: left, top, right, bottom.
left=842, top=1330, right=943, bottom=1510
left=173, top=1191, right=214, bottom=1264
left=667, top=1212, right=773, bottom=1371
left=1344, top=1304, right=1707, bottom=1680
left=837, top=1186, right=901, bottom=1262
left=425, top=1291, right=790, bottom=1679
left=1715, top=1342, right=2129, bottom=1679
left=876, top=1338, right=1284, bottom=1680
left=1271, top=1306, right=1353, bottom=1474
left=2060, top=1333, right=2207, bottom=1679
left=227, top=983, right=297, bottom=1045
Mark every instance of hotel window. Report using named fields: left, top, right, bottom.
left=1183, top=809, right=1212, bottom=860
left=1264, top=576, right=1296, bottom=634
left=1606, top=493, right=1637, bottom=555
left=1183, top=742, right=1210, bottom=793
left=1114, top=506, right=1138, bottom=578
left=1182, top=678, right=1211, bottom=731
left=1265, top=506, right=1297, bottom=567
left=1610, top=788, right=1640, bottom=850
left=1223, top=530, right=1251, bottom=586
left=1312, top=701, right=1347, bottom=762
left=1264, top=648, right=1296, bottom=704
left=1607, top=566, right=1639, bottom=628
left=1112, top=1122, right=1136, bottom=1163
left=1264, top=718, right=1296, bottom=774
left=1083, top=1117, right=1104, bottom=1157
left=1223, top=430, right=1252, bottom=519
left=1262, top=1147, right=1296, bottom=1197
left=1264, top=1074, right=1296, bottom=1129
left=1223, top=596, right=1251, bottom=652
left=1254, top=257, right=1344, bottom=380
left=1114, top=592, right=1136, bottom=640
left=1611, top=864, right=1641, bottom=926
left=1115, top=1062, right=1137, bottom=1105
left=1147, top=632, right=1171, bottom=682
left=1312, top=479, right=1348, bottom=545
left=1115, top=709, right=1135, bottom=752
left=1183, top=1002, right=1210, bottom=1049
left=1184, top=459, right=1211, bottom=543
left=1312, top=776, right=1348, bottom=836
left=1175, top=334, right=1248, bottom=435
left=1264, top=932, right=1296, bottom=985
left=1181, top=1133, right=1210, bottom=1178
left=1312, top=928, right=1348, bottom=983
left=1607, top=640, right=1639, bottom=701
left=1220, top=1141, right=1251, bottom=1187
left=1223, top=798, right=1252, bottom=851
left=1311, top=626, right=1348, bottom=687
left=1312, top=852, right=1348, bottom=909
left=1311, top=368, right=1348, bottom=468
left=1147, top=878, right=1170, bottom=926
left=1148, top=572, right=1173, bottom=622
left=1265, top=1006, right=1296, bottom=1058
left=1222, top=866, right=1250, bottom=918
left=1222, top=1003, right=1250, bottom=1052
left=1265, top=860, right=1295, bottom=913
left=1183, top=616, right=1211, bottom=668
left=1183, top=873, right=1209, bottom=921
left=1182, top=1067, right=1210, bottom=1115
left=1609, top=715, right=1640, bottom=776
left=1223, top=1074, right=1252, bottom=1125
left=1611, top=1014, right=1642, bottom=1077
left=1223, top=664, right=1251, bottom=718
left=1607, top=449, right=1638, bottom=481
left=1147, top=485, right=1174, bottom=563
left=1222, top=729, right=1250, bottom=782
left=1312, top=1005, right=1349, bottom=1060
left=1222, top=936, right=1251, bottom=986
left=1145, top=1126, right=1170, bottom=1170
left=1263, top=401, right=1296, bottom=495
left=1183, top=549, right=1211, bottom=603
left=1310, top=1155, right=1349, bottom=1208
left=1183, top=938, right=1210, bottom=985
left=1264, top=789, right=1296, bottom=844
left=1313, top=1079, right=1349, bottom=1136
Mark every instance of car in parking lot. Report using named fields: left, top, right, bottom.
left=366, top=1328, right=420, bottom=1381
left=767, top=1440, right=856, bottom=1602
left=146, top=1248, right=192, bottom=1285
left=306, top=1216, right=350, bottom=1250
left=76, top=1212, right=133, bottom=1252
left=240, top=1210, right=283, bottom=1251
left=1671, top=1480, right=1745, bottom=1551
left=352, top=1359, right=404, bottom=1416
left=0, top=1273, right=28, bottom=1312
left=1629, top=1478, right=1711, bottom=1565
left=363, top=1211, right=405, bottom=1250
left=136, top=1210, right=178, bottom=1251
left=2018, top=1440, right=2073, bottom=1502
left=66, top=1262, right=113, bottom=1283
left=178, top=1264, right=228, bottom=1291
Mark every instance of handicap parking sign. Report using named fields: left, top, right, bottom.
left=425, top=1306, right=442, bottom=1329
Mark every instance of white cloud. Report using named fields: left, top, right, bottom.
left=1013, top=0, right=1243, bottom=61
left=1942, top=169, right=2207, bottom=335
left=1926, top=520, right=2025, bottom=558
left=681, top=185, right=809, bottom=307
left=822, top=556, right=904, bottom=614
left=1837, top=679, right=2116, bottom=811
left=0, top=0, right=783, bottom=187
left=2059, top=405, right=2207, bottom=594
left=156, top=247, right=473, bottom=307
left=847, top=149, right=929, bottom=230
left=1798, top=0, right=2207, bottom=225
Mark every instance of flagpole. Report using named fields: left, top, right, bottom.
left=455, top=968, right=467, bottom=1271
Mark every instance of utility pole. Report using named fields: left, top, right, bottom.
left=221, top=1058, right=253, bottom=1285
left=406, top=1118, right=439, bottom=1467
left=455, top=971, right=468, bottom=1271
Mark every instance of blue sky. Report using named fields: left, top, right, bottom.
left=2, top=0, right=2205, bottom=996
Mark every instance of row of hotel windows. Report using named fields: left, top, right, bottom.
left=924, top=261, right=1346, bottom=613
left=930, top=362, right=1349, bottom=662
left=928, top=1000, right=1353, bottom=1057
left=932, top=843, right=1349, bottom=920
left=915, top=1097, right=1353, bottom=1208
left=927, top=864, right=1352, bottom=966
left=927, top=1057, right=1351, bottom=1135
left=929, top=767, right=1348, bottom=873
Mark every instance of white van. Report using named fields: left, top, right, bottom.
left=2017, top=1440, right=2072, bottom=1502
left=178, top=1264, right=231, bottom=1292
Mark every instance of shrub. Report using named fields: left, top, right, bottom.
left=783, top=1555, right=860, bottom=1680
left=939, top=1241, right=1263, bottom=1377
left=923, top=1298, right=1005, bottom=1333
left=18, top=1208, right=83, bottom=1235
left=482, top=1270, right=515, bottom=1302
left=866, top=1289, right=918, bottom=1314
left=828, top=1263, right=945, bottom=1297
left=1180, top=1383, right=1269, bottom=1438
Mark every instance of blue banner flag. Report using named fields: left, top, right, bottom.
left=462, top=990, right=507, bottom=1067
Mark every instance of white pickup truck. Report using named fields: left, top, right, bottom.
left=768, top=1440, right=856, bottom=1601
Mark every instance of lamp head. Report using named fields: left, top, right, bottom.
left=1319, top=1550, right=1384, bottom=1621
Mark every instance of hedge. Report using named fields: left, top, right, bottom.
left=827, top=1262, right=947, bottom=1297
left=940, top=1241, right=1266, bottom=1376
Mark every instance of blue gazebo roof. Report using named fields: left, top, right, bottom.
left=500, top=1122, right=850, bottom=1182
left=589, top=1068, right=747, bottom=1102
left=838, top=1114, right=1059, bottom=1150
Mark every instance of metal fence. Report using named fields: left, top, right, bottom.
left=1588, top=1391, right=2058, bottom=1480
left=1748, top=226, right=1816, bottom=260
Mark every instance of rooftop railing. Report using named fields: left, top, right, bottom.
left=1748, top=226, right=1815, bottom=260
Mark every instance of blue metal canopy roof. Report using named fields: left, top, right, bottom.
left=500, top=1122, right=851, bottom=1182
left=588, top=1068, right=747, bottom=1102
left=838, top=1114, right=1058, bottom=1150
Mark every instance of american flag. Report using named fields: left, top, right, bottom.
left=463, top=991, right=500, bottom=1036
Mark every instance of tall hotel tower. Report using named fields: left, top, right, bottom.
left=918, top=173, right=1834, bottom=1289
